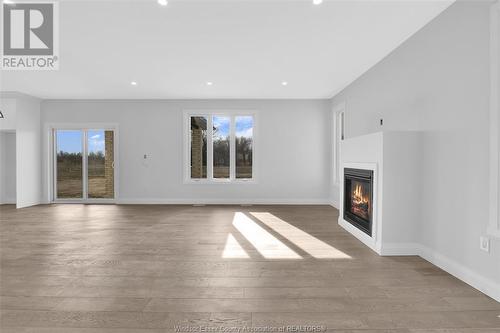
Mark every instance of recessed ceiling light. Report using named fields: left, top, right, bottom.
left=206, top=81, right=213, bottom=86
left=157, top=0, right=168, bottom=6
left=131, top=81, right=138, bottom=86
left=282, top=81, right=288, bottom=86
left=313, top=0, right=323, bottom=5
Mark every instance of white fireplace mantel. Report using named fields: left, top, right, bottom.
left=339, top=131, right=421, bottom=255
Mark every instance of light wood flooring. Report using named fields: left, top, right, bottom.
left=0, top=204, right=499, bottom=332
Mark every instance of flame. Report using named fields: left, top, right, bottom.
left=350, top=182, right=371, bottom=220
left=352, top=183, right=369, bottom=206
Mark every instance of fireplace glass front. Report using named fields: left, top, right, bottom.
left=344, top=168, right=373, bottom=236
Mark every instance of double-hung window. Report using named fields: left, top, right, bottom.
left=185, top=112, right=256, bottom=183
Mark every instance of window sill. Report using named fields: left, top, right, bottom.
left=184, top=179, right=257, bottom=185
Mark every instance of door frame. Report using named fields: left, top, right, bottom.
left=48, top=123, right=119, bottom=204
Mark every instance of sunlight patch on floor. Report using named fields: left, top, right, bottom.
left=222, top=233, right=250, bottom=259
left=232, top=212, right=301, bottom=259
left=250, top=212, right=352, bottom=259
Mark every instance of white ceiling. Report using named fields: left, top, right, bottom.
left=0, top=0, right=454, bottom=99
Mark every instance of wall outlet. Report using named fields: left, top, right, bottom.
left=480, top=236, right=490, bottom=253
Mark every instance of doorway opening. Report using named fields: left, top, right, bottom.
left=0, top=131, right=16, bottom=205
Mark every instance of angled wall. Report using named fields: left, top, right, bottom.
left=331, top=0, right=500, bottom=300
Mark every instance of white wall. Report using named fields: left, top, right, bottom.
left=0, top=93, right=42, bottom=208
left=0, top=98, right=17, bottom=131
left=381, top=131, right=421, bottom=246
left=16, top=96, right=42, bottom=208
left=0, top=131, right=16, bottom=204
left=41, top=99, right=331, bottom=204
left=331, top=0, right=500, bottom=299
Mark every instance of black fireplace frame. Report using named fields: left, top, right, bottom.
left=344, top=168, right=373, bottom=236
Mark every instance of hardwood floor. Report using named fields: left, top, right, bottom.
left=0, top=204, right=499, bottom=332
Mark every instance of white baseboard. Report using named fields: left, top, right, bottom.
left=377, top=242, right=500, bottom=302
left=379, top=243, right=500, bottom=302
left=380, top=242, right=419, bottom=256
left=417, top=244, right=500, bottom=303
left=339, top=222, right=500, bottom=302
left=116, top=198, right=331, bottom=205
left=330, top=199, right=339, bottom=209
left=16, top=200, right=41, bottom=209
left=0, top=198, right=16, bottom=205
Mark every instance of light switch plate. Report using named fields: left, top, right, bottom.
left=480, top=236, right=490, bottom=253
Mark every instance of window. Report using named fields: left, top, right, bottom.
left=190, top=117, right=207, bottom=179
left=213, top=116, right=230, bottom=179
left=332, top=103, right=345, bottom=186
left=235, top=116, right=253, bottom=179
left=340, top=111, right=345, bottom=141
left=186, top=112, right=255, bottom=182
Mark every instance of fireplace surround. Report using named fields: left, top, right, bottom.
left=344, top=168, right=373, bottom=236
left=338, top=132, right=421, bottom=255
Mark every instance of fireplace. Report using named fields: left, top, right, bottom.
left=344, top=168, right=373, bottom=236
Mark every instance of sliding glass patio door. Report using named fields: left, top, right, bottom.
left=87, top=130, right=115, bottom=199
left=54, top=129, right=115, bottom=201
left=55, top=130, right=84, bottom=199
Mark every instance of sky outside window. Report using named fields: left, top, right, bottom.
left=56, top=131, right=82, bottom=153
left=87, top=130, right=105, bottom=155
left=56, top=130, right=105, bottom=154
left=236, top=116, right=253, bottom=138
left=213, top=116, right=230, bottom=139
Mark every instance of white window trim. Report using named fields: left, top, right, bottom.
left=183, top=110, right=258, bottom=184
left=332, top=102, right=346, bottom=186
left=46, top=123, right=119, bottom=203
left=488, top=1, right=500, bottom=238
